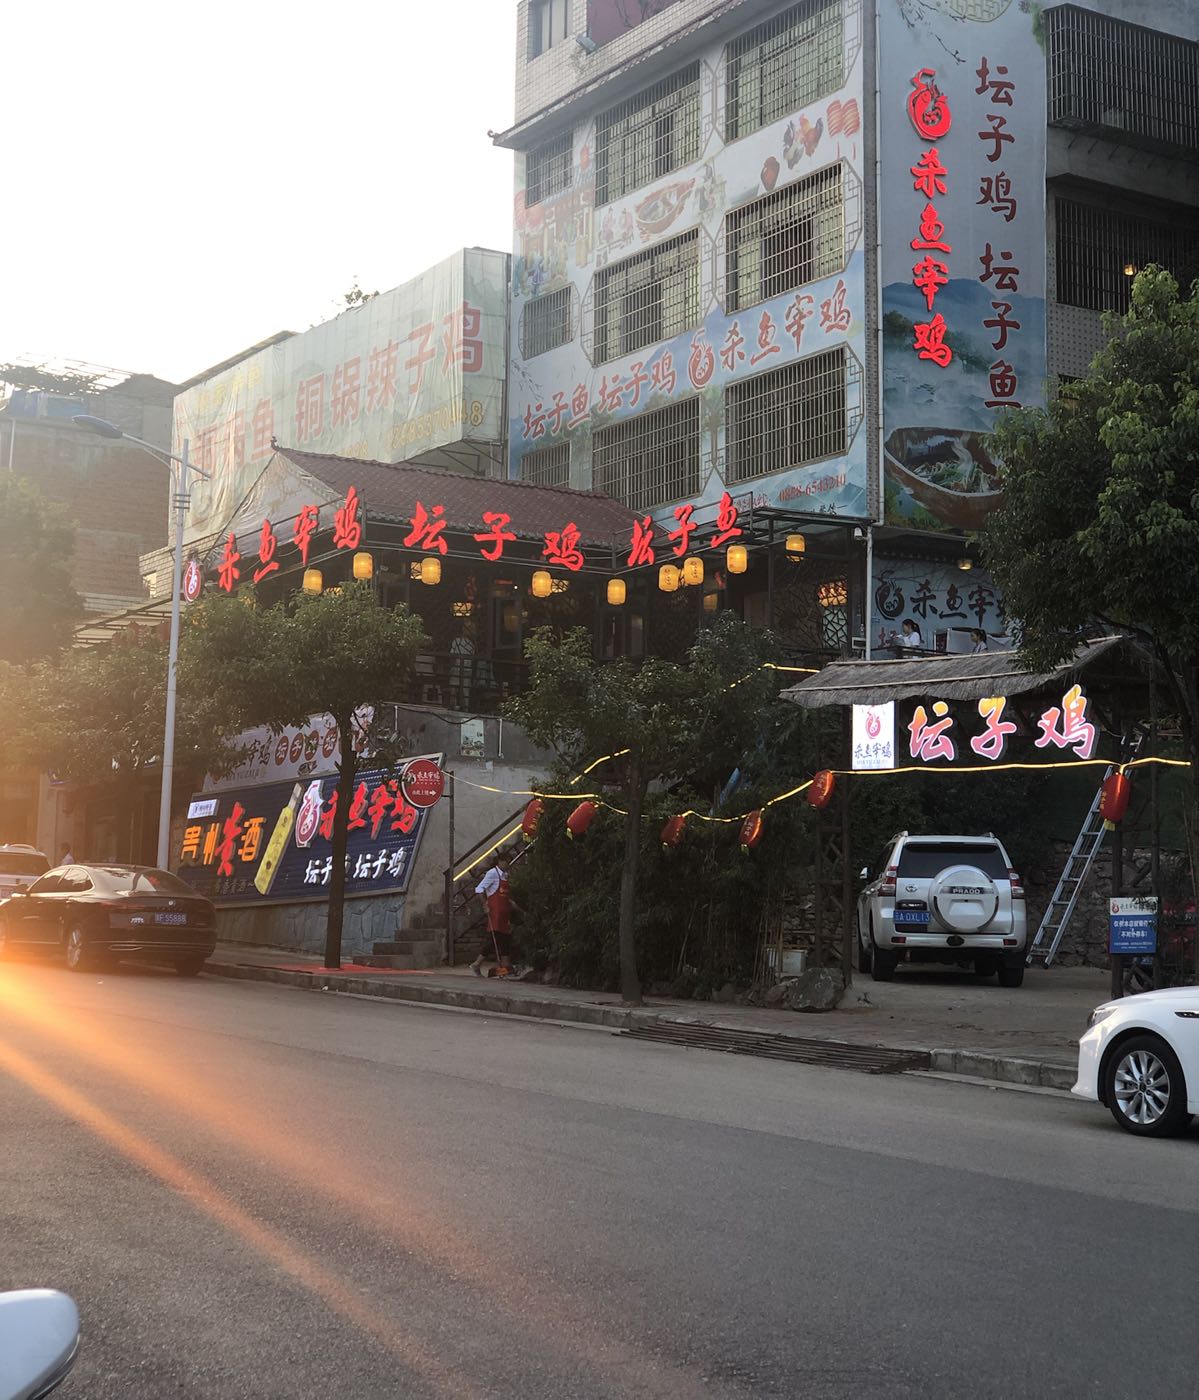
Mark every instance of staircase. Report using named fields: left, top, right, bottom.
left=442, top=810, right=531, bottom=965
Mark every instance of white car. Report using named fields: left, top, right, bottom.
left=0, top=845, right=49, bottom=903
left=1073, top=987, right=1199, bottom=1136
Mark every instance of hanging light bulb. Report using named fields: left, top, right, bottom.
left=726, top=544, right=748, bottom=574
left=531, top=570, right=552, bottom=598
left=785, top=533, right=806, bottom=561
left=352, top=551, right=374, bottom=581
left=302, top=567, right=323, bottom=595
left=958, top=557, right=974, bottom=571
left=420, top=556, right=441, bottom=586
left=607, top=577, right=626, bottom=606
left=682, top=556, right=704, bottom=587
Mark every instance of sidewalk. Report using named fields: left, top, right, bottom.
left=205, top=944, right=1102, bottom=1090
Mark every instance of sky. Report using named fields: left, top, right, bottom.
left=3, top=1, right=517, bottom=385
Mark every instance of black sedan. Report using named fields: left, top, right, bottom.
left=0, top=864, right=217, bottom=975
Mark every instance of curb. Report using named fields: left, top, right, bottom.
left=204, top=961, right=1078, bottom=1091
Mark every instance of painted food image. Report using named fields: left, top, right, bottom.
left=784, top=114, right=823, bottom=167
left=635, top=179, right=694, bottom=241
left=884, top=426, right=1003, bottom=530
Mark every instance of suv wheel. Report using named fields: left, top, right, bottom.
left=856, top=918, right=873, bottom=974
left=871, top=947, right=898, bottom=982
left=1105, top=1035, right=1192, bottom=1136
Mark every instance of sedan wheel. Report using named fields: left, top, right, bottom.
left=64, top=927, right=93, bottom=973
left=1106, top=1035, right=1192, bottom=1137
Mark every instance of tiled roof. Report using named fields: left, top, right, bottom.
left=276, top=447, right=639, bottom=547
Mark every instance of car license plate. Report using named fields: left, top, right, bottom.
left=154, top=912, right=188, bottom=926
left=893, top=909, right=930, bottom=926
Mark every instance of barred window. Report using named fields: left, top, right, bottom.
left=725, top=164, right=843, bottom=313
left=1056, top=197, right=1199, bottom=313
left=725, top=348, right=846, bottom=481
left=521, top=441, right=570, bottom=489
left=593, top=398, right=701, bottom=512
left=594, top=231, right=700, bottom=364
left=526, top=131, right=573, bottom=207
left=521, top=287, right=573, bottom=359
left=595, top=64, right=702, bottom=206
left=726, top=1, right=843, bottom=143
left=1046, top=5, right=1199, bottom=159
left=529, top=0, right=570, bottom=57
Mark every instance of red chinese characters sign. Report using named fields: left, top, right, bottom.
left=904, top=688, right=1098, bottom=766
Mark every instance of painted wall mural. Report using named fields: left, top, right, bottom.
left=509, top=0, right=870, bottom=523
left=879, top=0, right=1047, bottom=532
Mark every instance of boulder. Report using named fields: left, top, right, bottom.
left=714, top=981, right=738, bottom=1003
left=782, top=967, right=846, bottom=1012
left=763, top=981, right=790, bottom=1007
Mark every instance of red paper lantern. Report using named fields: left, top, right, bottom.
left=1099, top=771, right=1131, bottom=826
left=521, top=798, right=545, bottom=842
left=661, top=814, right=687, bottom=850
left=565, top=801, right=598, bottom=840
left=807, top=770, right=837, bottom=809
left=739, top=809, right=764, bottom=853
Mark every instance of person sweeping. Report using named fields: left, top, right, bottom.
left=470, top=853, right=521, bottom=977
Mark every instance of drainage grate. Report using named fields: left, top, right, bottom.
left=621, top=1022, right=931, bottom=1074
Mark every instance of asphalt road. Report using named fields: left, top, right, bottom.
left=2, top=962, right=1197, bottom=1400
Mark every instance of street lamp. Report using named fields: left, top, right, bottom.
left=73, top=414, right=211, bottom=870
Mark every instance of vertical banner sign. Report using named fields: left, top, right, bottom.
left=852, top=702, right=896, bottom=770
left=880, top=0, right=1046, bottom=532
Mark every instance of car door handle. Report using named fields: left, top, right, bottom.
left=1175, top=1011, right=1199, bottom=1019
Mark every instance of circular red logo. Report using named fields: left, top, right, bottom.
left=289, top=734, right=304, bottom=764
left=866, top=712, right=881, bottom=738
left=274, top=736, right=289, bottom=766
left=400, top=759, right=445, bottom=809
left=182, top=556, right=203, bottom=603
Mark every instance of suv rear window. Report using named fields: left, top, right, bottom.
left=93, top=867, right=197, bottom=896
left=0, top=852, right=50, bottom=877
left=898, top=843, right=1008, bottom=879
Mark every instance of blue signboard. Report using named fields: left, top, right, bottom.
left=1109, top=898, right=1158, bottom=956
left=176, top=765, right=432, bottom=906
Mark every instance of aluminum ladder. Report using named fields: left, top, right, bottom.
left=1027, top=731, right=1143, bottom=968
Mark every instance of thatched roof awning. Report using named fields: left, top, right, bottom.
left=780, top=636, right=1141, bottom=709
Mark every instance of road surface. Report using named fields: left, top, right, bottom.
left=1, top=960, right=1196, bottom=1399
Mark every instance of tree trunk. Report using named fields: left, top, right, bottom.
left=325, top=722, right=357, bottom=969
left=618, top=761, right=644, bottom=1007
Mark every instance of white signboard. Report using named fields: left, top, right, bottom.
left=852, top=702, right=896, bottom=771
left=203, top=709, right=373, bottom=793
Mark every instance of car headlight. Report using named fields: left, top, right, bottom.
left=1087, top=1005, right=1119, bottom=1029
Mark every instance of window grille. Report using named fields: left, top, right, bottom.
left=593, top=231, right=700, bottom=364
left=725, top=164, right=844, bottom=312
left=520, top=287, right=573, bottom=359
left=1046, top=5, right=1199, bottom=159
left=725, top=348, right=846, bottom=481
left=529, top=0, right=570, bottom=57
left=595, top=63, right=702, bottom=206
left=1055, top=197, right=1199, bottom=313
left=725, top=1, right=843, bottom=143
left=592, top=398, right=701, bottom=511
left=526, top=131, right=573, bottom=207
left=520, top=440, right=570, bottom=489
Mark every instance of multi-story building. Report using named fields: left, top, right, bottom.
left=497, top=0, right=1198, bottom=661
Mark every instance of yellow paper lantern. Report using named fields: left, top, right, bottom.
left=531, top=570, right=552, bottom=598
left=702, top=592, right=718, bottom=612
left=302, top=567, right=323, bottom=595
left=607, top=577, right=627, bottom=606
left=420, top=556, right=441, bottom=586
left=658, top=564, right=680, bottom=593
left=352, top=550, right=374, bottom=580
left=682, top=556, right=704, bottom=587
left=726, top=544, right=748, bottom=574
left=785, top=533, right=806, bottom=560
left=958, top=557, right=974, bottom=571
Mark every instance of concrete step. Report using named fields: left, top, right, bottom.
left=351, top=953, right=425, bottom=970
left=371, top=939, right=442, bottom=959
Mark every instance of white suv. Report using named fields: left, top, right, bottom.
left=856, top=833, right=1028, bottom=987
left=0, top=845, right=50, bottom=903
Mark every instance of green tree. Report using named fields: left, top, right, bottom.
left=983, top=267, right=1199, bottom=888
left=505, top=615, right=780, bottom=1006
left=0, top=475, right=82, bottom=664
left=178, top=584, right=427, bottom=968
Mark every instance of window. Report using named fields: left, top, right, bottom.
left=593, top=231, right=700, bottom=364
left=725, top=164, right=843, bottom=312
left=595, top=63, right=701, bottom=206
left=526, top=131, right=573, bottom=207
left=521, top=287, right=573, bottom=358
left=530, top=0, right=570, bottom=57
left=1046, top=5, right=1199, bottom=160
left=1055, top=197, right=1199, bottom=313
left=592, top=398, right=700, bottom=511
left=520, top=441, right=570, bottom=489
left=726, top=1, right=843, bottom=142
left=725, top=348, right=846, bottom=481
